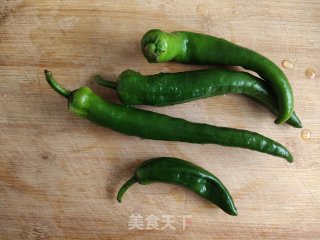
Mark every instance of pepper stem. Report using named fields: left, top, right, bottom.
left=117, top=177, right=137, bottom=203
left=95, top=75, right=117, bottom=90
left=44, top=70, right=71, bottom=98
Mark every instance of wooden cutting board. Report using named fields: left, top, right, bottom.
left=1, top=1, right=319, bottom=239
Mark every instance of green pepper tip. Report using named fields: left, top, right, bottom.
left=44, top=70, right=72, bottom=99
left=229, top=208, right=238, bottom=216
left=117, top=177, right=137, bottom=203
left=95, top=75, right=117, bottom=90
left=274, top=118, right=282, bottom=125
left=293, top=116, right=303, bottom=128
left=222, top=196, right=238, bottom=216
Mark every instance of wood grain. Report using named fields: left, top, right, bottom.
left=1, top=0, right=319, bottom=239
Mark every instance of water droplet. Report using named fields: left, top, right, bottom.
left=197, top=3, right=209, bottom=16
left=282, top=60, right=294, bottom=69
left=305, top=68, right=316, bottom=79
left=2, top=93, right=8, bottom=98
left=301, top=129, right=311, bottom=140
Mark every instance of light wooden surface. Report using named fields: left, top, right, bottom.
left=1, top=1, right=320, bottom=239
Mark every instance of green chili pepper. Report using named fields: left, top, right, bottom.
left=44, top=70, right=293, bottom=161
left=117, top=157, right=237, bottom=216
left=95, top=68, right=302, bottom=128
left=141, top=29, right=294, bottom=125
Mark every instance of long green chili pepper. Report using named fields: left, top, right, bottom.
left=141, top=29, right=294, bottom=125
left=95, top=68, right=302, bottom=128
left=44, top=70, right=293, bottom=162
left=117, top=157, right=237, bottom=216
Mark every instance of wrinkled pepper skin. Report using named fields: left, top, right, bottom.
left=45, top=70, right=293, bottom=162
left=117, top=157, right=238, bottom=216
left=141, top=29, right=294, bottom=125
left=95, top=68, right=302, bottom=128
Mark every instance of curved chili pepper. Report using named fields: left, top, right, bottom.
left=95, top=68, right=302, bottom=128
left=117, top=157, right=238, bottom=216
left=44, top=70, right=293, bottom=161
left=141, top=29, right=294, bottom=125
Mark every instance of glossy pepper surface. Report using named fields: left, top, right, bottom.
left=117, top=157, right=238, bottom=216
left=44, top=70, right=293, bottom=161
left=141, top=29, right=294, bottom=125
left=95, top=68, right=302, bottom=128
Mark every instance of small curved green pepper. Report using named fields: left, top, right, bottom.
left=141, top=29, right=295, bottom=125
left=44, top=70, right=293, bottom=161
left=117, top=157, right=238, bottom=216
left=95, top=68, right=302, bottom=128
